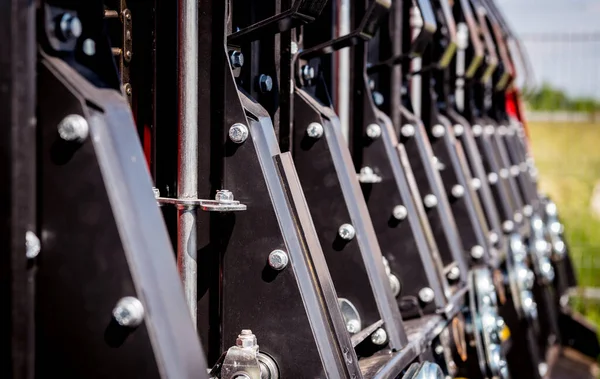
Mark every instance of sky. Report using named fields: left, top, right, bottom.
left=496, top=0, right=600, bottom=98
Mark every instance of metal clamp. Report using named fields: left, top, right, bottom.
left=156, top=189, right=247, bottom=212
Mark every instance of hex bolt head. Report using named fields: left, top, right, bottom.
left=453, top=124, right=464, bottom=137
left=523, top=205, right=533, bottom=217
left=229, top=50, right=245, bottom=68
left=268, top=249, right=289, bottom=271
left=58, top=114, right=89, bottom=142
left=346, top=319, right=360, bottom=334
left=510, top=165, right=520, bottom=177
left=447, top=266, right=461, bottom=281
left=306, top=122, right=324, bottom=139
left=470, top=245, right=485, bottom=260
left=215, top=189, right=234, bottom=203
left=471, top=178, right=482, bottom=190
left=57, top=13, right=82, bottom=41
left=389, top=274, right=401, bottom=297
left=392, top=205, right=408, bottom=221
left=112, top=296, right=145, bottom=327
left=229, top=123, right=249, bottom=144
left=372, top=91, right=385, bottom=106
left=82, top=38, right=96, bottom=56
left=499, top=168, right=509, bottom=179
left=488, top=172, right=499, bottom=184
left=258, top=74, right=273, bottom=93
left=302, top=65, right=315, bottom=81
left=290, top=41, right=299, bottom=54
left=485, top=125, right=495, bottom=136
left=434, top=345, right=444, bottom=355
left=489, top=232, right=499, bottom=245
left=418, top=287, right=435, bottom=303
left=366, top=123, right=382, bottom=139
left=451, top=184, right=465, bottom=198
left=25, top=231, right=41, bottom=259
left=503, top=220, right=514, bottom=233
left=423, top=194, right=438, bottom=208
left=370, top=328, right=388, bottom=346
left=431, top=124, right=446, bottom=138
left=401, top=124, right=416, bottom=138
left=472, top=124, right=483, bottom=136
left=338, top=223, right=356, bottom=241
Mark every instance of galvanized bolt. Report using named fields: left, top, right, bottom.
left=434, top=345, right=444, bottom=355
left=523, top=205, right=533, bottom=217
left=229, top=50, right=245, bottom=68
left=372, top=91, right=384, bottom=106
left=489, top=232, right=499, bottom=245
left=431, top=124, right=445, bottom=138
left=82, top=38, right=96, bottom=56
left=268, top=250, right=289, bottom=271
left=423, top=194, right=438, bottom=208
left=447, top=266, right=461, bottom=281
left=510, top=165, right=520, bottom=177
left=499, top=168, right=509, bottom=179
left=392, top=205, right=408, bottom=221
left=58, top=114, right=89, bottom=142
left=125, top=50, right=132, bottom=60
left=366, top=123, right=382, bottom=139
left=302, top=65, right=315, bottom=81
left=502, top=220, right=514, bottom=232
left=454, top=124, right=464, bottom=137
left=418, top=287, right=435, bottom=303
left=112, top=296, right=145, bottom=327
left=401, top=124, right=415, bottom=138
left=451, top=184, right=465, bottom=198
left=485, top=125, right=495, bottom=136
left=488, top=172, right=498, bottom=184
left=370, top=328, right=388, bottom=345
left=306, top=122, right=324, bottom=138
left=471, top=178, right=482, bottom=190
left=514, top=212, right=523, bottom=223
left=258, top=74, right=273, bottom=93
left=346, top=319, right=360, bottom=334
left=215, top=189, right=235, bottom=203
left=472, top=124, right=483, bottom=137
left=229, top=123, right=249, bottom=144
left=25, top=231, right=41, bottom=259
left=290, top=41, right=298, bottom=55
left=471, top=245, right=485, bottom=260
left=236, top=329, right=258, bottom=349
left=57, top=13, right=82, bottom=41
left=338, top=223, right=356, bottom=241
left=389, top=274, right=401, bottom=297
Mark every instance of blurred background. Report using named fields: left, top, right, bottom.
left=498, top=0, right=600, bottom=326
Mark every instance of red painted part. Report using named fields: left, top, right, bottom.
left=506, top=88, right=532, bottom=150
left=143, top=125, right=152, bottom=170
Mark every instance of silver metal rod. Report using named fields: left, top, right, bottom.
left=336, top=0, right=351, bottom=143
left=410, top=5, right=423, bottom=117
left=177, top=0, right=199, bottom=327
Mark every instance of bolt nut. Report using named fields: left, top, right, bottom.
left=258, top=74, right=273, bottom=93
left=290, top=41, right=299, bottom=54
left=488, top=172, right=499, bottom=184
left=113, top=296, right=145, bottom=327
left=435, top=345, right=444, bottom=355
left=451, top=184, right=465, bottom=198
left=346, top=319, right=361, bottom=334
left=423, top=194, right=438, bottom=208
left=307, top=122, right=324, bottom=138
left=370, top=328, right=388, bottom=345
left=472, top=124, right=483, bottom=136
left=366, top=123, right=382, bottom=139
left=454, top=124, right=464, bottom=137
left=215, top=190, right=234, bottom=203
left=485, top=125, right=495, bottom=136
left=58, top=114, right=89, bottom=142
left=83, top=38, right=96, bottom=56
left=418, top=287, right=435, bottom=303
left=471, top=245, right=485, bottom=260
left=431, top=124, right=446, bottom=138
left=499, top=168, right=509, bottom=179
left=268, top=250, right=289, bottom=271
left=25, top=231, right=41, bottom=259
left=447, top=266, right=461, bottom=281
left=471, top=178, right=482, bottom=190
left=229, top=50, right=245, bottom=68
left=57, top=13, right=82, bottom=41
left=389, top=274, right=401, bottom=297
left=338, top=224, right=356, bottom=241
left=401, top=124, right=415, bottom=138
left=236, top=330, right=258, bottom=348
left=392, top=205, right=408, bottom=221
left=229, top=123, right=249, bottom=144
left=503, top=220, right=514, bottom=233
left=302, top=65, right=315, bottom=81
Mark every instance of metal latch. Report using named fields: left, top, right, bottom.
left=156, top=189, right=247, bottom=212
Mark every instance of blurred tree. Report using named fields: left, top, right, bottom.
left=523, top=83, right=600, bottom=112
